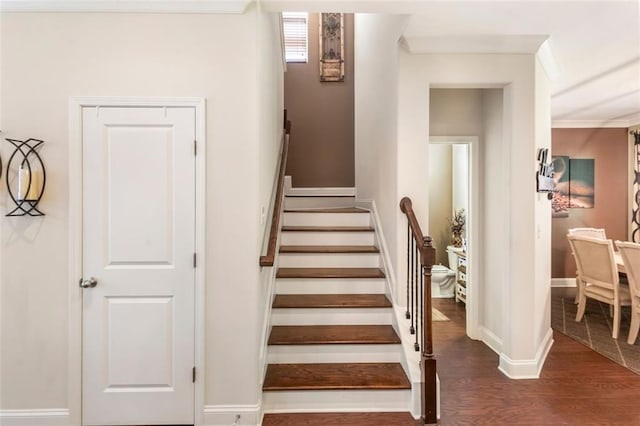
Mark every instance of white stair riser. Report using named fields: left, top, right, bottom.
left=267, top=344, right=402, bottom=364
left=281, top=232, right=375, bottom=246
left=279, top=253, right=380, bottom=268
left=262, top=389, right=411, bottom=412
left=271, top=308, right=392, bottom=325
left=275, top=278, right=386, bottom=295
left=283, top=212, right=371, bottom=227
left=284, top=197, right=356, bottom=210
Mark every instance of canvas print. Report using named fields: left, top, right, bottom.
left=569, top=159, right=595, bottom=209
left=551, top=155, right=570, bottom=218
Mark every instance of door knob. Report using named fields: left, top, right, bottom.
left=79, top=277, right=98, bottom=288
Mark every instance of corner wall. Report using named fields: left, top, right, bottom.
left=354, top=13, right=409, bottom=277
left=0, top=9, right=284, bottom=421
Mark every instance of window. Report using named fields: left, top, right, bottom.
left=282, top=12, right=308, bottom=63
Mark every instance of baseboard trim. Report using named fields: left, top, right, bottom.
left=0, top=409, right=70, bottom=426
left=498, top=328, right=554, bottom=379
left=551, top=278, right=576, bottom=288
left=203, top=404, right=261, bottom=426
left=479, top=326, right=503, bottom=355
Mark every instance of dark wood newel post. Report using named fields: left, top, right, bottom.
left=421, top=236, right=437, bottom=425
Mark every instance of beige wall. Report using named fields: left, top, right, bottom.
left=551, top=127, right=629, bottom=278
left=0, top=10, right=283, bottom=418
left=284, top=13, right=354, bottom=188
left=428, top=144, right=453, bottom=266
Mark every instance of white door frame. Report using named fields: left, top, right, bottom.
left=68, top=96, right=206, bottom=426
left=429, top=136, right=480, bottom=340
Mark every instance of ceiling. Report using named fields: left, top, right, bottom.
left=3, top=0, right=639, bottom=126
left=401, top=1, right=640, bottom=126
left=269, top=0, right=639, bottom=126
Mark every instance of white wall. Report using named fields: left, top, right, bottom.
left=0, top=8, right=284, bottom=418
left=451, top=144, right=469, bottom=232
left=354, top=13, right=408, bottom=291
left=398, top=52, right=552, bottom=378
left=427, top=144, right=452, bottom=266
left=481, top=89, right=506, bottom=344
left=256, top=5, right=285, bottom=408
left=533, top=56, right=553, bottom=360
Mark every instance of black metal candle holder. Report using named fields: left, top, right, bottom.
left=5, top=138, right=46, bottom=216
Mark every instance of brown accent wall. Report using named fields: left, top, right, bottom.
left=552, top=128, right=629, bottom=278
left=284, top=13, right=354, bottom=187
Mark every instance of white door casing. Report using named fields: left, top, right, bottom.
left=69, top=99, right=205, bottom=426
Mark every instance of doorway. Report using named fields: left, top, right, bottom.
left=428, top=137, right=479, bottom=338
left=68, top=97, right=206, bottom=426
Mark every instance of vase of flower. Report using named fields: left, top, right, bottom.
left=450, top=209, right=465, bottom=248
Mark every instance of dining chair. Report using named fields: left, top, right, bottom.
left=568, top=235, right=631, bottom=339
left=568, top=228, right=607, bottom=239
left=568, top=228, right=607, bottom=303
left=615, top=241, right=640, bottom=344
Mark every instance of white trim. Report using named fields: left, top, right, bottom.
left=551, top=278, right=577, bottom=288
left=0, top=409, right=70, bottom=426
left=552, top=119, right=635, bottom=128
left=285, top=186, right=356, bottom=197
left=536, top=39, right=561, bottom=82
left=68, top=96, right=206, bottom=426
left=202, top=404, right=261, bottom=426
left=479, top=326, right=503, bottom=355
left=194, top=97, right=207, bottom=426
left=498, top=328, right=554, bottom=379
left=625, top=113, right=640, bottom=128
left=429, top=136, right=481, bottom=340
left=0, top=0, right=251, bottom=13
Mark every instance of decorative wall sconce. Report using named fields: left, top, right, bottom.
left=5, top=138, right=46, bottom=216
left=536, top=147, right=554, bottom=200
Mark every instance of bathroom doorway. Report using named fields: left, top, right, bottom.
left=428, top=136, right=479, bottom=339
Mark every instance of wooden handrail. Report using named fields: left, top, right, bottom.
left=259, top=120, right=291, bottom=267
left=399, top=196, right=437, bottom=425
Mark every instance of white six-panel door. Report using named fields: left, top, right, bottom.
left=82, top=106, right=196, bottom=425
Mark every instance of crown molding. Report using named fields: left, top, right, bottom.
left=552, top=114, right=640, bottom=129
left=536, top=39, right=561, bottom=82
left=0, top=0, right=252, bottom=13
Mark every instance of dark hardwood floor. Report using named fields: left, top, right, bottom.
left=433, top=297, right=640, bottom=425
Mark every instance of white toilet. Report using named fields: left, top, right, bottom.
left=431, top=247, right=458, bottom=298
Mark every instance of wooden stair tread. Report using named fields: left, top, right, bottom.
left=281, top=226, right=374, bottom=232
left=263, top=363, right=410, bottom=391
left=284, top=207, right=369, bottom=213
left=268, top=325, right=400, bottom=345
left=273, top=294, right=391, bottom=309
left=262, top=412, right=422, bottom=425
left=276, top=267, right=385, bottom=279
left=280, top=245, right=379, bottom=253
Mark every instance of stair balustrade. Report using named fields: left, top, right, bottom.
left=399, top=197, right=437, bottom=425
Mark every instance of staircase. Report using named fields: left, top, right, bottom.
left=262, top=196, right=416, bottom=423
